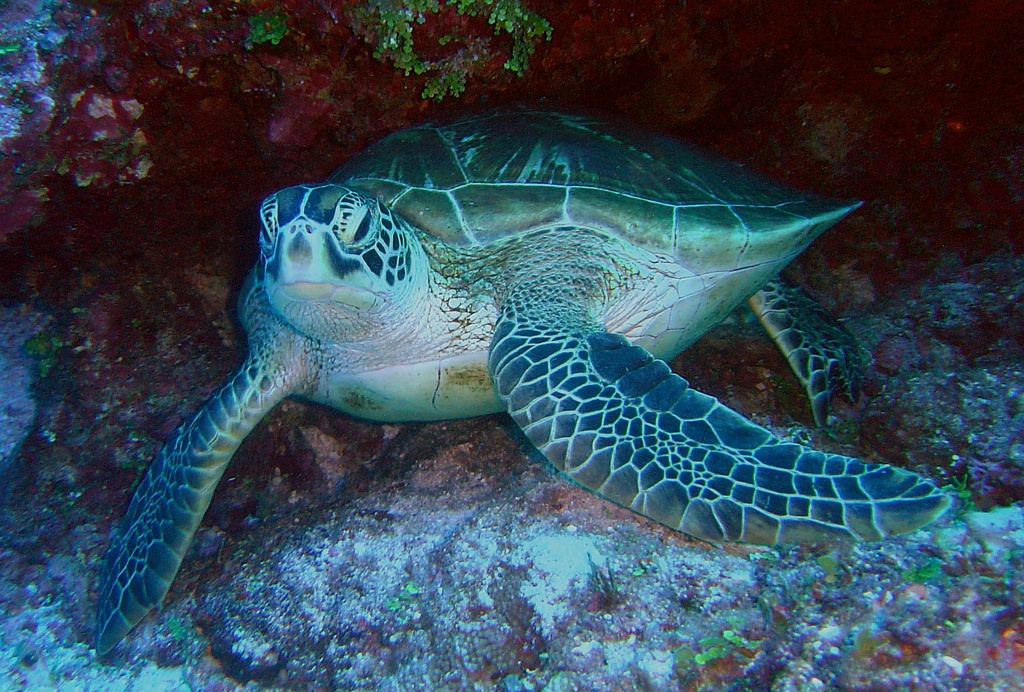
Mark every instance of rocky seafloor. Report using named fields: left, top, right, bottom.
left=2, top=257, right=1023, bottom=691
left=0, top=0, right=1022, bottom=690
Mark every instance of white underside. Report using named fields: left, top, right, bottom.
left=303, top=253, right=784, bottom=423
left=310, top=349, right=502, bottom=422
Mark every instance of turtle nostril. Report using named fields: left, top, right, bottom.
left=287, top=233, right=313, bottom=265
left=303, top=223, right=313, bottom=234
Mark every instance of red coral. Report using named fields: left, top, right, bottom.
left=51, top=86, right=152, bottom=188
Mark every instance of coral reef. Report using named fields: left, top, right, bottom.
left=0, top=0, right=67, bottom=241
left=0, top=0, right=1022, bottom=688
left=348, top=0, right=552, bottom=99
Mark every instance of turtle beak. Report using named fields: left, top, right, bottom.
left=265, top=219, right=381, bottom=310
left=274, top=280, right=379, bottom=311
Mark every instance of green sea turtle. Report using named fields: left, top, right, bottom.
left=95, top=109, right=950, bottom=654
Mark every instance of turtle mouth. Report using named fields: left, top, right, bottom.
left=274, top=280, right=379, bottom=310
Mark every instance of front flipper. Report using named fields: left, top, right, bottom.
left=95, top=358, right=294, bottom=655
left=749, top=278, right=862, bottom=426
left=488, top=293, right=949, bottom=547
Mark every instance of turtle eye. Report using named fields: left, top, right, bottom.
left=338, top=204, right=375, bottom=247
left=259, top=195, right=279, bottom=253
left=352, top=210, right=372, bottom=244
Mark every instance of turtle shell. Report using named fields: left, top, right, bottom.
left=329, top=109, right=854, bottom=269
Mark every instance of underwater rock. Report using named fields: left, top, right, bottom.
left=855, top=255, right=1024, bottom=507
left=0, top=0, right=67, bottom=242
left=52, top=86, right=153, bottom=188
left=97, top=408, right=1023, bottom=691
left=0, top=0, right=64, bottom=152
left=0, top=306, right=48, bottom=504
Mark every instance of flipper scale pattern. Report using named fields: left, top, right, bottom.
left=749, top=278, right=863, bottom=425
left=94, top=360, right=290, bottom=655
left=489, top=295, right=950, bottom=548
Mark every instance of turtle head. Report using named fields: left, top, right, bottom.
left=257, top=183, right=421, bottom=340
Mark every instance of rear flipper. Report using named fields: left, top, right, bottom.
left=749, top=277, right=862, bottom=426
left=489, top=294, right=949, bottom=545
